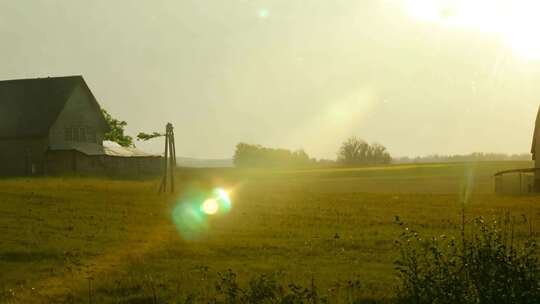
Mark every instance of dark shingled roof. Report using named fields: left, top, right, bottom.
left=0, top=75, right=108, bottom=139
left=533, top=106, right=540, bottom=160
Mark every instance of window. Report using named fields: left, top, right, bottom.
left=64, top=127, right=73, bottom=141
left=64, top=126, right=96, bottom=143
left=73, top=127, right=80, bottom=142
left=79, top=127, right=86, bottom=142
left=87, top=128, right=97, bottom=143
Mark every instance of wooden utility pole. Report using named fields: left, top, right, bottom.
left=159, top=123, right=176, bottom=193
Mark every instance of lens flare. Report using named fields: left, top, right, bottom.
left=172, top=202, right=208, bottom=240
left=215, top=188, right=232, bottom=212
left=171, top=186, right=234, bottom=240
left=202, top=199, right=219, bottom=215
left=258, top=8, right=269, bottom=19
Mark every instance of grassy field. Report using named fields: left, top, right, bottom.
left=1, top=161, right=539, bottom=303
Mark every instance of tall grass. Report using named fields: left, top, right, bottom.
left=394, top=213, right=540, bottom=303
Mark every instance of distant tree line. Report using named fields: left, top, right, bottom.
left=233, top=143, right=316, bottom=168
left=394, top=152, right=531, bottom=164
left=233, top=137, right=392, bottom=168
left=337, top=136, right=392, bottom=165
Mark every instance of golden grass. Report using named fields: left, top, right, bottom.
left=0, top=161, right=538, bottom=303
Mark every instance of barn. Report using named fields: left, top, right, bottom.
left=0, top=75, right=161, bottom=177
left=495, top=105, right=540, bottom=194
left=532, top=105, right=540, bottom=191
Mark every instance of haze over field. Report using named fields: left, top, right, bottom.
left=1, top=0, right=539, bottom=158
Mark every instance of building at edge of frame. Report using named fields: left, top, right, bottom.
left=532, top=105, right=540, bottom=191
left=0, top=75, right=161, bottom=177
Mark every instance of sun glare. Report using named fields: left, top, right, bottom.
left=405, top=0, right=540, bottom=59
left=202, top=199, right=219, bottom=215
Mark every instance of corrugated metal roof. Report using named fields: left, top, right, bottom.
left=103, top=145, right=159, bottom=157
left=49, top=141, right=160, bottom=158
left=102, top=141, right=159, bottom=157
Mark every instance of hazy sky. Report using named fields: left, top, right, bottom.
left=2, top=0, right=540, bottom=159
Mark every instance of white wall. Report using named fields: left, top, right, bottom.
left=48, top=84, right=106, bottom=153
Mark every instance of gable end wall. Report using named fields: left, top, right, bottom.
left=48, top=85, right=107, bottom=151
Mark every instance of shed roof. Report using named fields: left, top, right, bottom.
left=103, top=141, right=160, bottom=157
left=50, top=141, right=160, bottom=158
left=104, top=146, right=159, bottom=157
left=533, top=106, right=540, bottom=160
left=0, top=75, right=108, bottom=139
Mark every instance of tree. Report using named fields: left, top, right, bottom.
left=337, top=137, right=367, bottom=165
left=233, top=143, right=315, bottom=168
left=101, top=109, right=134, bottom=147
left=233, top=143, right=261, bottom=167
left=337, top=137, right=391, bottom=165
left=371, top=142, right=391, bottom=164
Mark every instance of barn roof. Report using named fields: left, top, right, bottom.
left=0, top=75, right=108, bottom=139
left=533, top=106, right=540, bottom=160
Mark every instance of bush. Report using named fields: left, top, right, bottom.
left=211, top=270, right=322, bottom=304
left=394, top=215, right=540, bottom=303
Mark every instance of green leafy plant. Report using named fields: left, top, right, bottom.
left=137, top=132, right=163, bottom=141
left=394, top=215, right=540, bottom=304
left=101, top=109, right=134, bottom=147
left=211, top=270, right=326, bottom=304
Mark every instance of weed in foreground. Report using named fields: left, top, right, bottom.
left=394, top=214, right=540, bottom=304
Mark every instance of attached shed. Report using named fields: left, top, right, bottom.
left=0, top=75, right=161, bottom=177
left=46, top=142, right=161, bottom=177
left=494, top=168, right=536, bottom=195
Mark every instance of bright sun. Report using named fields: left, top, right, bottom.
left=405, top=0, right=540, bottom=60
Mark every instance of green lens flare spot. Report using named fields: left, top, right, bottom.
left=171, top=187, right=233, bottom=240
